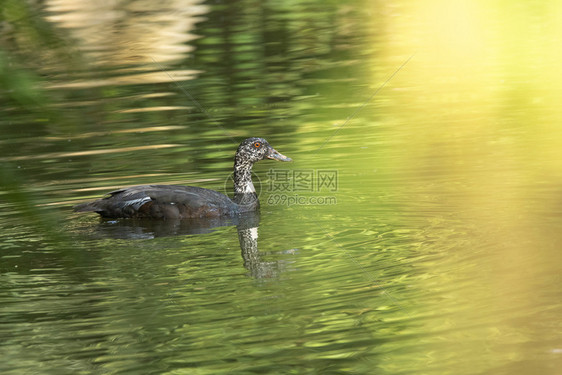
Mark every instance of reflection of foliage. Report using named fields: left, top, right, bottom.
left=1, top=0, right=77, bottom=65
left=0, top=0, right=45, bottom=108
left=190, top=0, right=369, bottom=130
left=0, top=2, right=75, bottom=250
left=0, top=49, right=41, bottom=107
left=0, top=165, right=66, bottom=244
left=0, top=0, right=79, bottom=110
left=0, top=1, right=44, bottom=107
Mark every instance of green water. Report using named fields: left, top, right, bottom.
left=1, top=1, right=561, bottom=374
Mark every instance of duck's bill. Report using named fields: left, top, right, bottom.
left=267, top=148, right=292, bottom=162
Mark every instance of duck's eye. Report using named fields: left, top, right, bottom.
left=253, top=142, right=261, bottom=148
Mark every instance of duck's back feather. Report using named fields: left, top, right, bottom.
left=74, top=185, right=239, bottom=219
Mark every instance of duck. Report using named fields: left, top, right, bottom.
left=73, top=137, right=292, bottom=219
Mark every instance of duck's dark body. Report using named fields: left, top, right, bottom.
left=74, top=185, right=242, bottom=219
left=74, top=138, right=291, bottom=220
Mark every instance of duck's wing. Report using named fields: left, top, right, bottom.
left=74, top=185, right=238, bottom=219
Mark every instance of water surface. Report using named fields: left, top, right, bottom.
left=1, top=1, right=561, bottom=374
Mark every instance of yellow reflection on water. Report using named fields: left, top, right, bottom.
left=367, top=1, right=562, bottom=373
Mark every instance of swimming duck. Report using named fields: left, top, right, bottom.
left=74, top=137, right=291, bottom=219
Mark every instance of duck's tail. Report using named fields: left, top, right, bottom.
left=73, top=201, right=100, bottom=212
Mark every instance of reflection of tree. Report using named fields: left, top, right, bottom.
left=45, top=0, right=208, bottom=66
left=43, top=0, right=208, bottom=88
left=193, top=1, right=337, bottom=115
left=1, top=0, right=369, bottom=136
left=0, top=1, right=67, bottom=108
left=1, top=0, right=76, bottom=66
left=187, top=0, right=370, bottom=135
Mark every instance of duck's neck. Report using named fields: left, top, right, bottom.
left=233, top=160, right=259, bottom=210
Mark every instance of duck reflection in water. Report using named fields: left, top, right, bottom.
left=80, top=212, right=293, bottom=279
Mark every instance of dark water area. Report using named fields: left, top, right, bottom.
left=1, top=1, right=561, bottom=374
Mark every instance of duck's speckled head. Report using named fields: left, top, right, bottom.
left=235, top=137, right=292, bottom=166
